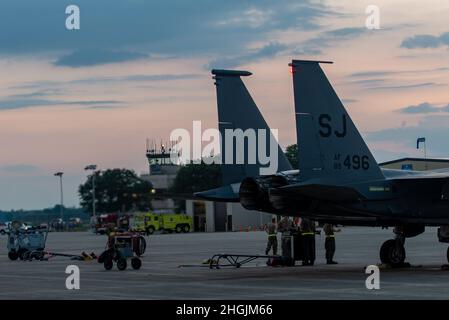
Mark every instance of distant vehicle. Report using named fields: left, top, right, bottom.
left=50, top=218, right=65, bottom=231
left=0, top=223, right=7, bottom=235
left=20, top=223, right=33, bottom=231
left=94, top=214, right=118, bottom=235
left=68, top=217, right=82, bottom=230
left=130, top=212, right=192, bottom=235
left=130, top=212, right=160, bottom=235
left=160, top=214, right=192, bottom=234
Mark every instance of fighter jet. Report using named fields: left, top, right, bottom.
left=197, top=61, right=449, bottom=267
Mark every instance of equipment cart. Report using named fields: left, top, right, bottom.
left=7, top=225, right=48, bottom=261
left=98, top=232, right=146, bottom=271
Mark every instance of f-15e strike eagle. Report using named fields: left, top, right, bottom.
left=197, top=60, right=449, bottom=267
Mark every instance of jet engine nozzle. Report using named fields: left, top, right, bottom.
left=239, top=175, right=290, bottom=212
left=239, top=177, right=269, bottom=211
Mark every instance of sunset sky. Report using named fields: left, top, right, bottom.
left=1, top=0, right=449, bottom=210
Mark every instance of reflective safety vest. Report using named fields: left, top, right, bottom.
left=302, top=232, right=314, bottom=236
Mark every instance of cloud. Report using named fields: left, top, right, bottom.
left=207, top=42, right=288, bottom=69
left=366, top=115, right=449, bottom=160
left=0, top=95, right=122, bottom=111
left=290, top=26, right=368, bottom=57
left=341, top=99, right=357, bottom=104
left=0, top=164, right=39, bottom=173
left=369, top=82, right=444, bottom=90
left=398, top=102, right=449, bottom=114
left=0, top=1, right=333, bottom=67
left=349, top=67, right=449, bottom=78
left=54, top=50, right=149, bottom=67
left=350, top=71, right=395, bottom=78
left=401, top=33, right=449, bottom=49
left=71, top=74, right=201, bottom=85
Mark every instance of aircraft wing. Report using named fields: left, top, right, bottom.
left=278, top=183, right=366, bottom=202
left=195, top=184, right=240, bottom=202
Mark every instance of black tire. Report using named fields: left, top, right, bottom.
left=137, top=236, right=146, bottom=256
left=133, top=236, right=147, bottom=257
left=18, top=249, right=28, bottom=261
left=146, top=227, right=155, bottom=235
left=0, top=230, right=5, bottom=235
left=104, top=259, right=113, bottom=270
left=182, top=225, right=190, bottom=233
left=380, top=239, right=406, bottom=266
left=8, top=251, right=18, bottom=261
left=175, top=225, right=182, bottom=233
left=131, top=258, right=142, bottom=270
left=117, top=258, right=127, bottom=271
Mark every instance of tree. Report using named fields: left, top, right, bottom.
left=79, top=169, right=153, bottom=214
left=169, top=162, right=222, bottom=212
left=170, top=162, right=222, bottom=195
left=285, top=144, right=299, bottom=169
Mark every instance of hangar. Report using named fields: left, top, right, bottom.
left=379, top=158, right=449, bottom=171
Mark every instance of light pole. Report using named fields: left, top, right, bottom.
left=54, top=172, right=64, bottom=224
left=84, top=165, right=97, bottom=218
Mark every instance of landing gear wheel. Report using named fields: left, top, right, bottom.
left=380, top=239, right=406, bottom=266
left=182, top=225, right=190, bottom=233
left=104, top=259, right=113, bottom=270
left=8, top=251, right=18, bottom=261
left=175, top=225, right=182, bottom=233
left=131, top=257, right=142, bottom=270
left=117, top=258, right=127, bottom=271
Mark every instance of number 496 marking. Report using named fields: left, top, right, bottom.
left=343, top=155, right=370, bottom=170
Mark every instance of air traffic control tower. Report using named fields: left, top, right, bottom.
left=140, top=141, right=180, bottom=213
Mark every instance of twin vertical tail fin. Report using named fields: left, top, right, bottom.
left=212, top=69, right=292, bottom=185
left=290, top=60, right=383, bottom=184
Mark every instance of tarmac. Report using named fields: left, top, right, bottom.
left=0, top=227, right=449, bottom=300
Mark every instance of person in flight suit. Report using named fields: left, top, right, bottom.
left=300, top=218, right=316, bottom=266
left=323, top=223, right=341, bottom=264
left=265, top=218, right=278, bottom=255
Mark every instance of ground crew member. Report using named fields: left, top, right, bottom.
left=323, top=223, right=341, bottom=264
left=278, top=216, right=294, bottom=258
left=300, top=218, right=316, bottom=266
left=265, top=218, right=278, bottom=255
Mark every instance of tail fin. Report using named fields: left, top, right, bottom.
left=289, top=60, right=383, bottom=184
left=212, top=69, right=292, bottom=185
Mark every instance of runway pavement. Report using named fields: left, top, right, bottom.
left=0, top=227, right=448, bottom=299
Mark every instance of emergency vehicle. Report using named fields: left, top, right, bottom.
left=130, top=212, right=192, bottom=234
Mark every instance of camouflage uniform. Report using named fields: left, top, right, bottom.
left=324, top=223, right=339, bottom=264
left=265, top=222, right=278, bottom=255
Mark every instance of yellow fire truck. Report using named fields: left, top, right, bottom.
left=131, top=212, right=192, bottom=235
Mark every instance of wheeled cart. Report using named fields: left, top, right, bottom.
left=98, top=232, right=146, bottom=271
left=7, top=225, right=48, bottom=261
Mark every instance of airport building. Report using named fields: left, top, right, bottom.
left=141, top=143, right=272, bottom=232
left=379, top=158, right=449, bottom=171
